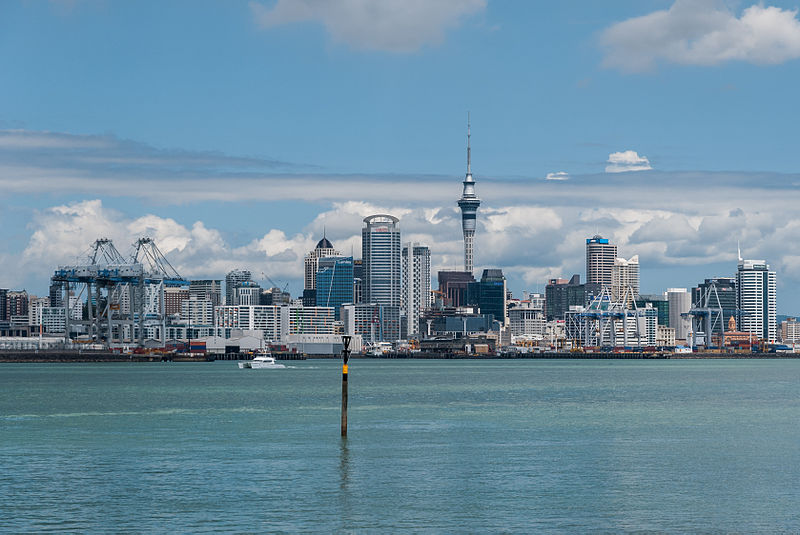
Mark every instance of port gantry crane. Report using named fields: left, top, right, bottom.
left=51, top=237, right=187, bottom=349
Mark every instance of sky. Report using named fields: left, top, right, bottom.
left=3, top=0, right=800, bottom=312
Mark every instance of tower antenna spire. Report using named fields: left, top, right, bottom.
left=467, top=111, right=471, bottom=176
left=458, top=112, right=480, bottom=274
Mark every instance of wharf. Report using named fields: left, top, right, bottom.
left=1, top=350, right=797, bottom=362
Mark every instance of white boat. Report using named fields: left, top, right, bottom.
left=238, top=354, right=286, bottom=369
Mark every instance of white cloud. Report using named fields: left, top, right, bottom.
left=606, top=150, right=652, bottom=173
left=545, top=171, right=569, bottom=181
left=601, top=1, right=800, bottom=72
left=249, top=0, right=486, bottom=52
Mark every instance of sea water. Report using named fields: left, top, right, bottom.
left=1, top=359, right=799, bottom=532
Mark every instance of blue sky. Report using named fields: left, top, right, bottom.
left=3, top=0, right=800, bottom=311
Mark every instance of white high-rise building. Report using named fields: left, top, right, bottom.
left=402, top=243, right=431, bottom=337
left=586, top=235, right=617, bottom=288
left=611, top=255, right=639, bottom=306
left=304, top=236, right=339, bottom=291
left=362, top=215, right=402, bottom=308
left=181, top=297, right=214, bottom=326
left=666, top=288, right=691, bottom=340
left=736, top=258, right=777, bottom=342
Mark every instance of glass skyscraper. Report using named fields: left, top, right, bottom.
left=315, top=256, right=354, bottom=320
left=362, top=215, right=401, bottom=308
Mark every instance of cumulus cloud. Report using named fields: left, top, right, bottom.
left=9, top=129, right=800, bottom=308
left=601, top=0, right=800, bottom=72
left=249, top=0, right=486, bottom=52
left=545, top=171, right=569, bottom=181
left=606, top=150, right=652, bottom=173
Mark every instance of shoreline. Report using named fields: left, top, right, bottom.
left=1, top=350, right=798, bottom=362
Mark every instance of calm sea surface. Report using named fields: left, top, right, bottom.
left=1, top=359, right=799, bottom=533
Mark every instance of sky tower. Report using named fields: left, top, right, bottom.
left=458, top=114, right=481, bottom=274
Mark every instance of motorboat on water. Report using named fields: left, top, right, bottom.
left=238, top=354, right=286, bottom=369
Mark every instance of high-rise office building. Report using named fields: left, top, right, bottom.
left=666, top=288, right=691, bottom=340
left=315, top=256, right=354, bottom=320
left=612, top=255, right=639, bottom=306
left=634, top=294, right=668, bottom=326
left=586, top=235, right=617, bottom=288
left=737, top=258, right=777, bottom=342
left=225, top=269, right=252, bottom=306
left=189, top=279, right=222, bottom=308
left=438, top=271, right=476, bottom=308
left=235, top=281, right=262, bottom=306
left=0, top=288, right=7, bottom=322
left=457, top=117, right=481, bottom=274
left=164, top=286, right=189, bottom=316
left=304, top=235, right=339, bottom=291
left=342, top=303, right=400, bottom=344
left=362, top=214, right=401, bottom=308
left=402, top=243, right=431, bottom=337
left=545, top=275, right=602, bottom=321
left=181, top=297, right=214, bottom=327
left=353, top=259, right=364, bottom=304
left=470, top=269, right=507, bottom=324
left=692, top=277, right=737, bottom=339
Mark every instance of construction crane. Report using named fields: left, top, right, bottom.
left=261, top=272, right=289, bottom=293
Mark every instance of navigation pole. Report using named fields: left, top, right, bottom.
left=341, top=335, right=351, bottom=437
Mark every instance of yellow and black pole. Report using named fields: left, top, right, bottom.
left=341, top=335, right=351, bottom=437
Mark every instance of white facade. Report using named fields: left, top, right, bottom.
left=657, top=325, right=676, bottom=347
left=508, top=300, right=546, bottom=338
left=586, top=236, right=617, bottom=288
left=284, top=334, right=362, bottom=355
left=304, top=241, right=339, bottom=290
left=285, top=306, right=335, bottom=336
left=28, top=296, right=50, bottom=327
left=402, top=243, right=431, bottom=337
left=180, top=297, right=214, bottom=326
left=236, top=285, right=261, bottom=306
left=611, top=255, right=639, bottom=306
left=40, top=306, right=66, bottom=334
left=666, top=288, right=691, bottom=340
left=736, top=259, right=777, bottom=342
left=214, top=305, right=335, bottom=341
left=341, top=303, right=400, bottom=343
left=781, top=318, right=800, bottom=343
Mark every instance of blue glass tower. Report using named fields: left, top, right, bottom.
left=316, top=256, right=354, bottom=320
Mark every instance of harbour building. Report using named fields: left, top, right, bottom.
left=315, top=256, right=354, bottom=320
left=737, top=259, right=777, bottom=342
left=457, top=116, right=481, bottom=274
left=586, top=235, right=617, bottom=289
left=402, top=243, right=431, bottom=338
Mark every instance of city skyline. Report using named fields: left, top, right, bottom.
left=4, top=1, right=800, bottom=312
